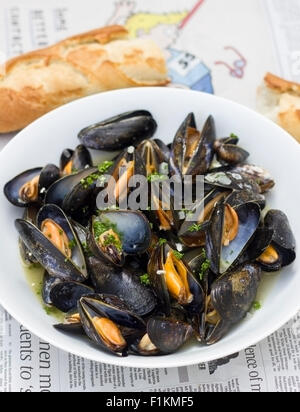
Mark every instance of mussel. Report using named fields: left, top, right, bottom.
left=15, top=205, right=87, bottom=282
left=87, top=256, right=157, bottom=317
left=202, top=263, right=261, bottom=344
left=78, top=294, right=145, bottom=356
left=60, top=145, right=92, bottom=175
left=257, top=210, right=296, bottom=271
left=206, top=200, right=261, bottom=274
left=50, top=281, right=94, bottom=312
left=4, top=164, right=60, bottom=207
left=78, top=111, right=157, bottom=151
left=171, top=113, right=216, bottom=177
left=148, top=242, right=204, bottom=315
left=88, top=210, right=151, bottom=267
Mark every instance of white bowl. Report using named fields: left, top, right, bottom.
left=0, top=88, right=299, bottom=368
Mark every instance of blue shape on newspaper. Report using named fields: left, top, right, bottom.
left=168, top=49, right=214, bottom=93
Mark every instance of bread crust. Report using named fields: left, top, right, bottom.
left=0, top=25, right=168, bottom=133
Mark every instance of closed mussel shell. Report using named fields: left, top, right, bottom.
left=78, top=110, right=157, bottom=151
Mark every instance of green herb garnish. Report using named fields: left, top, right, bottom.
left=252, top=301, right=262, bottom=311
left=158, top=238, right=167, bottom=246
left=140, top=273, right=151, bottom=286
left=147, top=172, right=168, bottom=182
left=68, top=239, right=77, bottom=250
left=81, top=160, right=114, bottom=189
left=188, top=223, right=203, bottom=232
left=102, top=234, right=122, bottom=252
left=98, top=160, right=113, bottom=174
left=199, top=251, right=211, bottom=281
left=230, top=133, right=238, bottom=140
left=59, top=229, right=63, bottom=236
left=173, top=250, right=184, bottom=260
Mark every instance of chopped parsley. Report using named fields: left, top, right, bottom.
left=98, top=160, right=113, bottom=174
left=147, top=172, right=168, bottom=183
left=173, top=250, right=184, bottom=260
left=81, top=160, right=114, bottom=189
left=252, top=301, right=262, bottom=311
left=140, top=273, right=151, bottom=286
left=188, top=223, right=203, bottom=232
left=93, top=219, right=122, bottom=252
left=199, top=250, right=211, bottom=281
left=59, top=229, right=63, bottom=236
left=158, top=238, right=167, bottom=246
left=102, top=234, right=122, bottom=252
left=230, top=133, right=239, bottom=140
left=68, top=239, right=77, bottom=250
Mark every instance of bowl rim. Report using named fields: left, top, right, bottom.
left=0, top=87, right=299, bottom=369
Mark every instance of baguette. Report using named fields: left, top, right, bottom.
left=257, top=72, right=300, bottom=143
left=0, top=25, right=168, bottom=133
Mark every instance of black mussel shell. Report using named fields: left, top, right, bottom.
left=205, top=263, right=261, bottom=345
left=50, top=281, right=94, bottom=312
left=54, top=309, right=83, bottom=334
left=80, top=294, right=145, bottom=330
left=264, top=209, right=296, bottom=267
left=87, top=256, right=157, bottom=317
left=205, top=171, right=260, bottom=193
left=15, top=219, right=85, bottom=282
left=147, top=317, right=194, bottom=354
left=45, top=167, right=97, bottom=209
left=214, top=143, right=249, bottom=165
left=232, top=164, right=275, bottom=193
left=42, top=272, right=62, bottom=305
left=226, top=190, right=265, bottom=210
left=38, top=164, right=61, bottom=200
left=60, top=149, right=74, bottom=171
left=4, top=167, right=42, bottom=207
left=61, top=145, right=92, bottom=175
left=37, top=204, right=88, bottom=278
left=78, top=111, right=157, bottom=151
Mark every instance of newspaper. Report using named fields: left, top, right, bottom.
left=0, top=0, right=299, bottom=392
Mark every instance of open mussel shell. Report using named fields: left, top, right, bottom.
left=99, top=210, right=151, bottom=255
left=235, top=227, right=274, bottom=269
left=96, top=146, right=146, bottom=208
left=147, top=317, right=194, bottom=354
left=137, top=139, right=167, bottom=177
left=148, top=243, right=204, bottom=315
left=205, top=263, right=261, bottom=345
left=260, top=209, right=296, bottom=269
left=50, top=281, right=94, bottom=312
left=81, top=294, right=145, bottom=330
left=15, top=219, right=86, bottom=283
left=89, top=211, right=151, bottom=267
left=37, top=204, right=88, bottom=278
left=78, top=294, right=145, bottom=356
left=206, top=201, right=261, bottom=275
left=61, top=145, right=92, bottom=175
left=171, top=113, right=216, bottom=177
left=54, top=309, right=83, bottom=334
left=78, top=110, right=157, bottom=151
left=4, top=167, right=42, bottom=207
left=87, top=256, right=157, bottom=317
left=178, top=189, right=228, bottom=247
left=4, top=164, right=61, bottom=207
